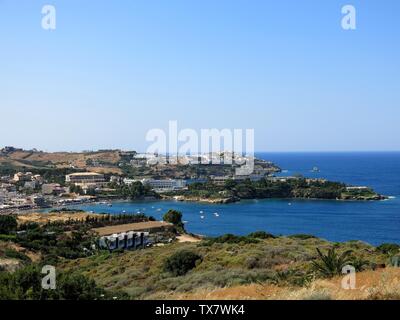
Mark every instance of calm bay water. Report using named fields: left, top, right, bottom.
left=73, top=152, right=400, bottom=245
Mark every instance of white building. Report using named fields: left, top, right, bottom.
left=98, top=231, right=150, bottom=251
left=123, top=178, right=186, bottom=192
left=13, top=172, right=33, bottom=182
left=65, top=172, right=105, bottom=188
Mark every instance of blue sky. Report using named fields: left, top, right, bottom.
left=0, top=0, right=399, bottom=152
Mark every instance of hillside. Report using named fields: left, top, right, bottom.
left=59, top=234, right=395, bottom=300
left=170, top=267, right=400, bottom=300
left=1, top=209, right=399, bottom=300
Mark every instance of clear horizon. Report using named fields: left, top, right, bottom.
left=3, top=145, right=400, bottom=154
left=1, top=0, right=400, bottom=152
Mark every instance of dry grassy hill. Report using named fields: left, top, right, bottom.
left=59, top=235, right=396, bottom=300
left=0, top=148, right=134, bottom=174
left=170, top=267, right=400, bottom=300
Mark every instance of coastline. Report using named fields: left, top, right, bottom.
left=2, top=192, right=390, bottom=216
left=162, top=194, right=388, bottom=204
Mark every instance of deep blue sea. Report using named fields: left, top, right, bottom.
left=72, top=152, right=400, bottom=245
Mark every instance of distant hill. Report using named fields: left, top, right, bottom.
left=0, top=147, right=137, bottom=175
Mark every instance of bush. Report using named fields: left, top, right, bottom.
left=0, top=234, right=17, bottom=241
left=56, top=273, right=104, bottom=300
left=312, top=248, right=353, bottom=278
left=163, top=250, right=202, bottom=276
left=204, top=234, right=259, bottom=245
left=376, top=243, right=400, bottom=255
left=163, top=210, right=184, bottom=232
left=0, top=264, right=113, bottom=300
left=3, top=249, right=31, bottom=264
left=248, top=231, right=275, bottom=239
left=0, top=215, right=17, bottom=234
left=163, top=210, right=183, bottom=225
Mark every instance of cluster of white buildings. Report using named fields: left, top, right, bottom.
left=0, top=173, right=47, bottom=211
left=130, top=152, right=258, bottom=167
left=11, top=172, right=44, bottom=190
left=99, top=231, right=150, bottom=251
left=0, top=171, right=105, bottom=211
left=64, top=171, right=188, bottom=194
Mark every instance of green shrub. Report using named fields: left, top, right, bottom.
left=0, top=234, right=17, bottom=241
left=163, top=210, right=183, bottom=224
left=204, top=234, right=259, bottom=245
left=349, top=256, right=370, bottom=272
left=0, top=264, right=116, bottom=300
left=55, top=273, right=104, bottom=300
left=247, top=231, right=276, bottom=239
left=312, top=248, right=353, bottom=278
left=0, top=215, right=17, bottom=234
left=376, top=243, right=400, bottom=255
left=163, top=250, right=202, bottom=276
left=3, top=249, right=31, bottom=264
left=289, top=234, right=318, bottom=240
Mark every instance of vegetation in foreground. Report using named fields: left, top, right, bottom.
left=1, top=213, right=399, bottom=300
left=59, top=234, right=399, bottom=300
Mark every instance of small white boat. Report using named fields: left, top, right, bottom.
left=157, top=208, right=162, bottom=211
left=288, top=203, right=292, bottom=206
left=213, top=212, right=219, bottom=217
left=122, top=210, right=126, bottom=213
left=200, top=215, right=205, bottom=219
left=200, top=211, right=204, bottom=214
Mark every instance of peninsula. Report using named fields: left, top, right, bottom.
left=0, top=147, right=385, bottom=213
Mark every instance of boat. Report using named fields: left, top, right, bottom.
left=200, top=216, right=205, bottom=219
left=311, top=166, right=320, bottom=172
left=213, top=212, right=219, bottom=217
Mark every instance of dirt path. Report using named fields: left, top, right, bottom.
left=177, top=234, right=201, bottom=243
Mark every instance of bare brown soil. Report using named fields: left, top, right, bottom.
left=170, top=268, right=400, bottom=300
